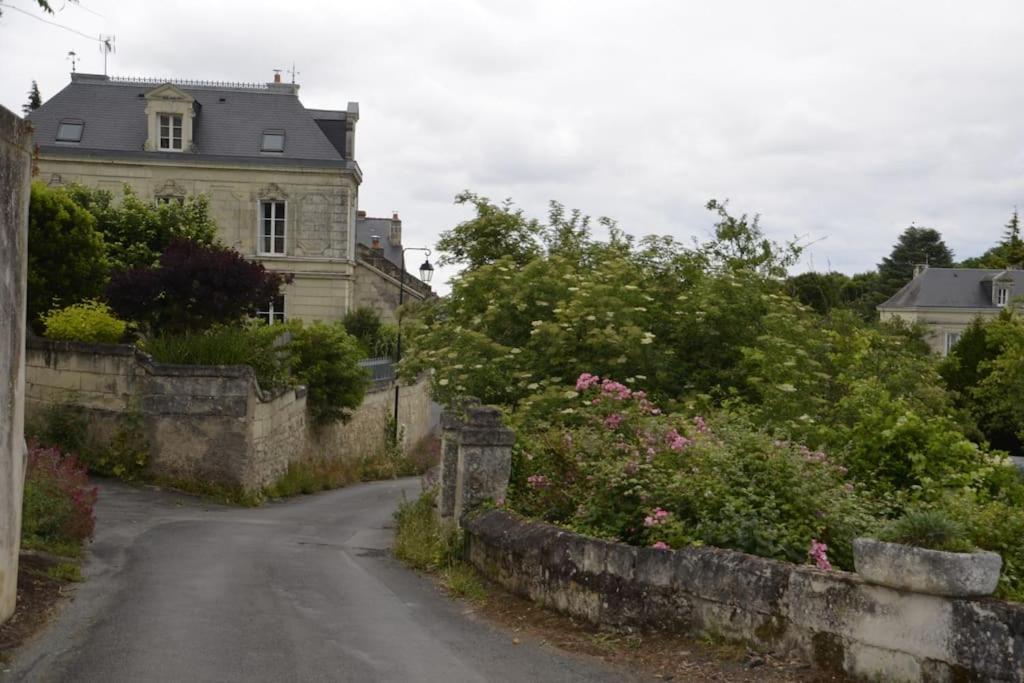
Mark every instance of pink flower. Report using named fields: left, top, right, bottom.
left=644, top=507, right=670, bottom=527
left=809, top=539, right=832, bottom=571
left=600, top=379, right=632, bottom=400
left=693, top=416, right=709, bottom=434
left=652, top=541, right=670, bottom=550
left=575, top=373, right=601, bottom=392
left=604, top=413, right=622, bottom=430
left=527, top=474, right=550, bottom=489
left=666, top=429, right=692, bottom=452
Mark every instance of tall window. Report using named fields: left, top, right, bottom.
left=159, top=113, right=183, bottom=150
left=257, top=295, right=285, bottom=324
left=945, top=331, right=961, bottom=356
left=260, top=200, right=286, bottom=255
left=997, top=287, right=1010, bottom=306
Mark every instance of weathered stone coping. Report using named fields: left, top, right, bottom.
left=27, top=337, right=304, bottom=402
left=466, top=509, right=1024, bottom=682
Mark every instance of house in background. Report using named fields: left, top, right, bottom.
left=878, top=265, right=1024, bottom=355
left=28, top=72, right=430, bottom=324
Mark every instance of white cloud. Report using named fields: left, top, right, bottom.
left=4, top=0, right=1024, bottom=292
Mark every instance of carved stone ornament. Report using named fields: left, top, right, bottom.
left=154, top=179, right=187, bottom=199
left=256, top=182, right=288, bottom=201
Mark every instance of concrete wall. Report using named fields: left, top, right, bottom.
left=36, top=155, right=358, bottom=323
left=25, top=339, right=434, bottom=493
left=0, top=106, right=31, bottom=623
left=467, top=511, right=1024, bottom=682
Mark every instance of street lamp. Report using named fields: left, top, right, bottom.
left=393, top=247, right=433, bottom=443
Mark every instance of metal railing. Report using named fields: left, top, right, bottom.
left=358, top=357, right=395, bottom=386
left=109, top=76, right=270, bottom=90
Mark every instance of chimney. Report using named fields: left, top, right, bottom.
left=913, top=263, right=928, bottom=278
left=371, top=235, right=381, bottom=249
left=273, top=71, right=281, bottom=83
left=357, top=209, right=367, bottom=219
left=389, top=212, right=402, bottom=247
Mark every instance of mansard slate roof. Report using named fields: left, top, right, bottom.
left=879, top=267, right=1024, bottom=309
left=29, top=73, right=358, bottom=170
left=355, top=216, right=403, bottom=263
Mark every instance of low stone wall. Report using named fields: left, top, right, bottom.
left=466, top=510, right=1024, bottom=682
left=25, top=339, right=434, bottom=493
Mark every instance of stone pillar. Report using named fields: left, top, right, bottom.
left=0, top=106, right=32, bottom=623
left=437, top=410, right=462, bottom=521
left=452, top=405, right=515, bottom=524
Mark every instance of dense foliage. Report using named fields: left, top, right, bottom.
left=65, top=184, right=220, bottom=272
left=290, top=322, right=369, bottom=424
left=107, top=238, right=291, bottom=334
left=409, top=193, right=1024, bottom=600
left=342, top=306, right=399, bottom=357
left=42, top=300, right=127, bottom=344
left=27, top=182, right=109, bottom=329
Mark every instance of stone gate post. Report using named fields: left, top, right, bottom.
left=452, top=405, right=514, bottom=524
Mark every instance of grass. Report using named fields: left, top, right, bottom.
left=879, top=508, right=975, bottom=553
left=393, top=489, right=487, bottom=601
left=46, top=562, right=83, bottom=582
left=21, top=536, right=83, bottom=560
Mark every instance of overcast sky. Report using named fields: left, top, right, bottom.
left=3, top=0, right=1023, bottom=291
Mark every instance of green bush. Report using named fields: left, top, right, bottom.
left=879, top=508, right=974, bottom=553
left=290, top=321, right=369, bottom=424
left=509, top=376, right=884, bottom=570
left=42, top=300, right=127, bottom=344
left=142, top=323, right=293, bottom=392
left=393, top=489, right=461, bottom=571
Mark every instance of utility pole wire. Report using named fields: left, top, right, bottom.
left=0, top=1, right=103, bottom=41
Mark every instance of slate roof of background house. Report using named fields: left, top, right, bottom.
left=878, top=267, right=1024, bottom=309
left=356, top=216, right=403, bottom=264
left=28, top=74, right=356, bottom=170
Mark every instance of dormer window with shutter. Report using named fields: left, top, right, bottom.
left=997, top=286, right=1010, bottom=306
left=159, top=114, right=183, bottom=150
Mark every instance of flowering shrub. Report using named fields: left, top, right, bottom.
left=22, top=443, right=98, bottom=555
left=508, top=374, right=883, bottom=570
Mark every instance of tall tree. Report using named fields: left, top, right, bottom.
left=958, top=209, right=1024, bottom=268
left=436, top=191, right=542, bottom=270
left=22, top=81, right=41, bottom=116
left=877, top=226, right=954, bottom=296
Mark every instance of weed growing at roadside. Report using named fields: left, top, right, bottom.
left=46, top=562, right=84, bottom=582
left=393, top=489, right=487, bottom=602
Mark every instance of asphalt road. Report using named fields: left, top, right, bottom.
left=5, top=478, right=641, bottom=683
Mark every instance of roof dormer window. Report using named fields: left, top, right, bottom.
left=997, top=286, right=1010, bottom=307
left=158, top=113, right=183, bottom=151
left=56, top=120, right=84, bottom=143
left=261, top=130, right=285, bottom=153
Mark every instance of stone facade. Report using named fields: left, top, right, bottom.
left=25, top=339, right=435, bottom=493
left=37, top=156, right=358, bottom=323
left=466, top=511, right=1024, bottom=682
left=0, top=106, right=32, bottom=624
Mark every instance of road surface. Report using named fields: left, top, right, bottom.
left=5, top=478, right=641, bottom=682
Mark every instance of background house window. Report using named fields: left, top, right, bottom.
left=158, top=114, right=183, bottom=150
left=261, top=131, right=285, bottom=152
left=997, top=287, right=1010, bottom=306
left=260, top=200, right=286, bottom=254
left=56, top=121, right=84, bottom=142
left=156, top=196, right=184, bottom=205
left=257, top=295, right=285, bottom=324
left=945, top=331, right=961, bottom=356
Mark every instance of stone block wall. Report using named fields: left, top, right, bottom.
left=25, top=339, right=435, bottom=493
left=0, top=105, right=32, bottom=624
left=466, top=511, right=1024, bottom=682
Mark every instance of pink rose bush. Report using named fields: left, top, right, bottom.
left=508, top=374, right=879, bottom=570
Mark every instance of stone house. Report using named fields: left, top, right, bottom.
left=28, top=72, right=430, bottom=324
left=878, top=265, right=1024, bottom=355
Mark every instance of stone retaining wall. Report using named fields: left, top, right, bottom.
left=466, top=510, right=1024, bottom=682
left=25, top=339, right=434, bottom=493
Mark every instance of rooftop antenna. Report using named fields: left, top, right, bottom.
left=99, top=34, right=115, bottom=75
left=287, top=62, right=300, bottom=84
left=67, top=50, right=78, bottom=73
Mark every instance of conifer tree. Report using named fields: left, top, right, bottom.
left=22, top=81, right=41, bottom=116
